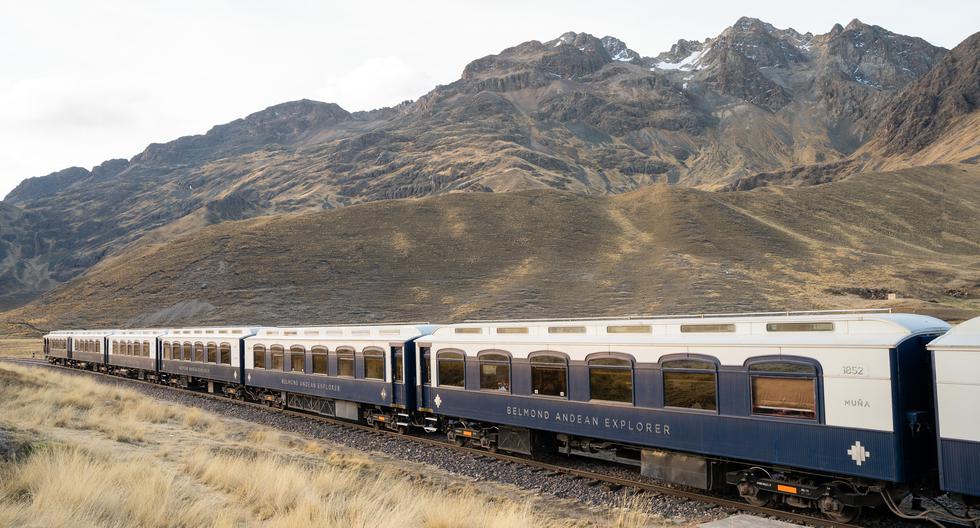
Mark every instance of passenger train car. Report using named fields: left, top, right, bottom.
left=40, top=311, right=980, bottom=524
left=928, top=317, right=980, bottom=508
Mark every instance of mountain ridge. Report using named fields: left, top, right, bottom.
left=1, top=17, right=977, bottom=312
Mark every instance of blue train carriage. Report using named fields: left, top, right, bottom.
left=416, top=311, right=950, bottom=522
left=159, top=327, right=259, bottom=395
left=43, top=330, right=76, bottom=365
left=927, top=316, right=980, bottom=507
left=108, top=329, right=170, bottom=381
left=243, top=324, right=435, bottom=430
left=68, top=329, right=114, bottom=371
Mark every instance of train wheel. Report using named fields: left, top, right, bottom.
left=737, top=481, right=772, bottom=507
left=397, top=425, right=408, bottom=435
left=818, top=495, right=861, bottom=523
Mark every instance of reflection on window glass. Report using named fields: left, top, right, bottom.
left=531, top=355, right=567, bottom=397
left=479, top=353, right=510, bottom=392
left=364, top=349, right=384, bottom=380
left=663, top=359, right=717, bottom=410
left=270, top=345, right=284, bottom=371
left=749, top=361, right=817, bottom=419
left=290, top=346, right=305, bottom=373
left=337, top=349, right=354, bottom=377
left=220, top=343, right=232, bottom=365
left=438, top=351, right=465, bottom=387
left=421, top=347, right=432, bottom=385
left=253, top=345, right=266, bottom=369
left=588, top=357, right=633, bottom=403
left=311, top=347, right=328, bottom=374
left=393, top=347, right=403, bottom=383
left=207, top=343, right=217, bottom=363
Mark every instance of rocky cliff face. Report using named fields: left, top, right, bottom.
left=1, top=18, right=974, bottom=310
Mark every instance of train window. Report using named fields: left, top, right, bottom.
left=437, top=351, right=465, bottom=388
left=606, top=325, right=651, bottom=334
left=479, top=352, right=511, bottom=392
left=549, top=326, right=586, bottom=334
left=749, top=361, right=817, bottom=420
left=392, top=346, right=403, bottom=383
left=680, top=323, right=736, bottom=333
left=194, top=342, right=205, bottom=362
left=311, top=347, right=328, bottom=375
left=530, top=354, right=567, bottom=397
left=421, top=347, right=432, bottom=385
left=143, top=341, right=150, bottom=357
left=290, top=346, right=306, bottom=373
left=219, top=343, right=232, bottom=365
left=163, top=342, right=171, bottom=359
left=588, top=356, right=634, bottom=404
left=270, top=346, right=284, bottom=371
left=253, top=345, right=266, bottom=369
left=363, top=349, right=384, bottom=380
left=183, top=342, right=193, bottom=361
left=496, top=327, right=528, bottom=334
left=206, top=343, right=218, bottom=363
left=127, top=341, right=134, bottom=356
left=766, top=322, right=834, bottom=332
left=663, top=359, right=717, bottom=411
left=336, top=349, right=354, bottom=377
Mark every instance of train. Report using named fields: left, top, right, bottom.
left=41, top=309, right=980, bottom=525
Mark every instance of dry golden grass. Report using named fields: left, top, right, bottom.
left=0, top=364, right=677, bottom=528
left=0, top=338, right=42, bottom=358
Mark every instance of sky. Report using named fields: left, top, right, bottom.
left=1, top=0, right=977, bottom=199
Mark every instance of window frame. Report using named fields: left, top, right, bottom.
left=745, top=357, right=821, bottom=422
left=660, top=355, right=720, bottom=412
left=528, top=351, right=569, bottom=399
left=194, top=342, right=205, bottom=363
left=392, top=346, right=404, bottom=383
left=362, top=347, right=385, bottom=380
left=206, top=342, right=218, bottom=363
left=477, top=350, right=512, bottom=393
left=586, top=352, right=635, bottom=405
left=219, top=343, right=232, bottom=365
left=289, top=345, right=306, bottom=373
left=436, top=349, right=465, bottom=388
left=252, top=344, right=267, bottom=369
left=420, top=346, right=432, bottom=385
left=336, top=347, right=355, bottom=378
left=270, top=345, right=285, bottom=371
left=311, top=346, right=328, bottom=375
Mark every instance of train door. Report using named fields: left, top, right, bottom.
left=391, top=344, right=406, bottom=407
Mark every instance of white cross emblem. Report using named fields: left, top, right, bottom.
left=380, top=388, right=387, bottom=399
left=434, top=394, right=442, bottom=408
left=247, top=373, right=252, bottom=382
left=847, top=441, right=871, bottom=466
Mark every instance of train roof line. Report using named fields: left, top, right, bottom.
left=462, top=308, right=893, bottom=323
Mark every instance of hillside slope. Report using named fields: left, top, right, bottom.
left=7, top=164, right=978, bottom=333
left=1, top=18, right=964, bottom=308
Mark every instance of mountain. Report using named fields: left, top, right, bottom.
left=859, top=31, right=980, bottom=167
left=1, top=18, right=976, bottom=311
left=5, top=164, right=978, bottom=334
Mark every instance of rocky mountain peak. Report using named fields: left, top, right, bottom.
left=600, top=36, right=641, bottom=63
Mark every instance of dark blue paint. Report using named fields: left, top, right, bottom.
left=422, top=388, right=903, bottom=482
left=247, top=369, right=392, bottom=406
left=938, top=438, right=980, bottom=497
left=161, top=360, right=240, bottom=384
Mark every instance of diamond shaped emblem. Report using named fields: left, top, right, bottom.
left=434, top=394, right=442, bottom=408
left=381, top=388, right=387, bottom=399
left=847, top=441, right=870, bottom=466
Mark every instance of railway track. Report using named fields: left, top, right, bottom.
left=1, top=357, right=878, bottom=528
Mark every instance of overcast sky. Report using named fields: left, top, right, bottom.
left=1, top=1, right=977, bottom=198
